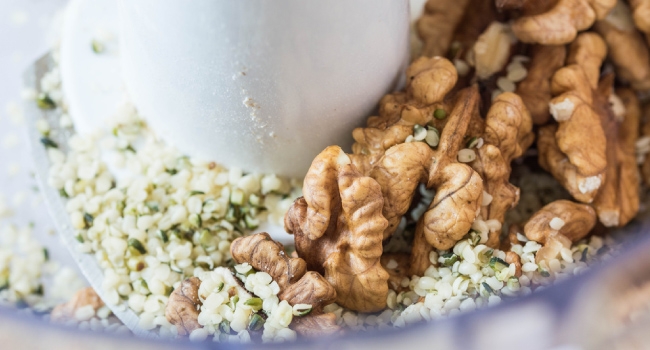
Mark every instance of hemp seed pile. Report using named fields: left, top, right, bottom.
left=16, top=0, right=650, bottom=344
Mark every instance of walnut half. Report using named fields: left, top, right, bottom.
left=285, top=146, right=389, bottom=312
left=231, top=232, right=340, bottom=337
left=524, top=200, right=597, bottom=262
left=166, top=277, right=201, bottom=336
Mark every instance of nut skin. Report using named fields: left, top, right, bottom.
left=165, top=277, right=201, bottom=336
left=230, top=233, right=340, bottom=337
left=551, top=37, right=609, bottom=177
left=51, top=287, right=105, bottom=323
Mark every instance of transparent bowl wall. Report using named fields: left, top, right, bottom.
left=3, top=215, right=650, bottom=350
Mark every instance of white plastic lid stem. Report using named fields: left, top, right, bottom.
left=118, top=0, right=410, bottom=178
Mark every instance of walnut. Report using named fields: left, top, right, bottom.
left=515, top=44, right=567, bottom=125
left=594, top=1, right=650, bottom=90
left=592, top=87, right=640, bottom=227
left=539, top=33, right=609, bottom=203
left=230, top=233, right=340, bottom=337
left=292, top=57, right=485, bottom=293
left=472, top=144, right=517, bottom=248
left=372, top=86, right=482, bottom=241
left=470, top=92, right=534, bottom=248
left=550, top=33, right=608, bottom=178
left=590, top=0, right=618, bottom=18
left=419, top=163, right=483, bottom=250
left=566, top=33, right=609, bottom=87
left=550, top=65, right=608, bottom=176
left=231, top=232, right=307, bottom=289
left=450, top=0, right=499, bottom=75
left=290, top=314, right=340, bottom=338
left=166, top=277, right=201, bottom=336
left=538, top=124, right=605, bottom=203
left=510, top=0, right=614, bottom=45
left=409, top=159, right=484, bottom=272
left=166, top=268, right=251, bottom=336
left=524, top=200, right=597, bottom=262
left=285, top=146, right=389, bottom=312
left=524, top=200, right=597, bottom=243
left=500, top=223, right=525, bottom=272
left=484, top=93, right=535, bottom=163
left=416, top=0, right=471, bottom=57
left=536, top=232, right=573, bottom=263
left=51, top=287, right=104, bottom=323
left=381, top=253, right=411, bottom=292
left=369, top=90, right=483, bottom=278
left=471, top=22, right=516, bottom=80
left=505, top=251, right=523, bottom=277
left=629, top=0, right=650, bottom=33
left=414, top=1, right=498, bottom=83
left=352, top=57, right=458, bottom=167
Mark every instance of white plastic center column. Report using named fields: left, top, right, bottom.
left=118, top=0, right=410, bottom=178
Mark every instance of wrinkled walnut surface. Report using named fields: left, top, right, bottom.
left=472, top=92, right=534, bottom=247
left=231, top=233, right=340, bottom=337
left=539, top=33, right=609, bottom=205
left=511, top=0, right=613, bottom=45
left=285, top=147, right=389, bottom=312
left=165, top=277, right=201, bottom=336
left=416, top=0, right=470, bottom=57
left=592, top=87, right=640, bottom=227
